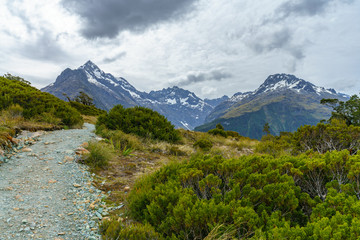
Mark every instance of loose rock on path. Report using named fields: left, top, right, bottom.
left=0, top=123, right=108, bottom=240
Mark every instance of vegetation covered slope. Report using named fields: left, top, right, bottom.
left=0, top=75, right=83, bottom=128
left=94, top=93, right=360, bottom=239
left=196, top=90, right=333, bottom=140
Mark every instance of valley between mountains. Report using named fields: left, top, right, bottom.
left=0, top=124, right=107, bottom=240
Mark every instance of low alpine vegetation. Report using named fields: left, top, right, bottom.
left=0, top=75, right=83, bottom=128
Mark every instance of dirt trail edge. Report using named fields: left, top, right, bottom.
left=0, top=123, right=107, bottom=240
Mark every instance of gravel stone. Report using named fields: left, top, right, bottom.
left=0, top=124, right=106, bottom=240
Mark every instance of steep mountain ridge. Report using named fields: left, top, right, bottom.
left=197, top=74, right=349, bottom=139
left=42, top=61, right=227, bottom=130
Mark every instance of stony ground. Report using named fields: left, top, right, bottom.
left=0, top=123, right=113, bottom=240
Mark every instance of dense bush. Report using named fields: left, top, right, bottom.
left=0, top=76, right=83, bottom=127
left=208, top=124, right=240, bottom=138
left=96, top=105, right=180, bottom=143
left=255, top=120, right=360, bottom=157
left=293, top=119, right=360, bottom=155
left=118, top=150, right=360, bottom=239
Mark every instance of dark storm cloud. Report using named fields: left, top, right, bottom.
left=61, top=0, right=198, bottom=39
left=176, top=69, right=232, bottom=86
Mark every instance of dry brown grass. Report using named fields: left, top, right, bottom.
left=82, top=115, right=98, bottom=124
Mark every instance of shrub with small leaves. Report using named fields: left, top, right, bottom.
left=193, top=139, right=213, bottom=151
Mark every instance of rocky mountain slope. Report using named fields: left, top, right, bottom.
left=42, top=61, right=228, bottom=130
left=195, top=74, right=349, bottom=139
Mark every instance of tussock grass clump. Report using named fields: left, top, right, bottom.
left=96, top=125, right=143, bottom=151
left=100, top=219, right=162, bottom=240
left=85, top=141, right=114, bottom=169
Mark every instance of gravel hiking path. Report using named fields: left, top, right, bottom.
left=0, top=123, right=106, bottom=240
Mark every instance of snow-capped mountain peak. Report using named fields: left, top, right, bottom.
left=43, top=61, right=227, bottom=130
left=255, top=73, right=341, bottom=96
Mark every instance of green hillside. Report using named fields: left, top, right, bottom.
left=196, top=90, right=333, bottom=139
left=0, top=75, right=83, bottom=128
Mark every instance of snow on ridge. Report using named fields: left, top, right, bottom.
left=86, top=71, right=117, bottom=95
left=230, top=92, right=252, bottom=102
left=180, top=121, right=191, bottom=130
left=166, top=98, right=177, bottom=105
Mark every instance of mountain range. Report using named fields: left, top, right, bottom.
left=195, top=74, right=349, bottom=139
left=42, top=61, right=349, bottom=139
left=42, top=61, right=228, bottom=130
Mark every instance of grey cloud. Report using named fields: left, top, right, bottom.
left=6, top=0, right=34, bottom=33
left=251, top=28, right=292, bottom=54
left=278, top=0, right=332, bottom=18
left=276, top=0, right=354, bottom=20
left=249, top=0, right=353, bottom=65
left=21, top=30, right=69, bottom=62
left=249, top=28, right=305, bottom=60
left=102, top=52, right=127, bottom=63
left=176, top=69, right=232, bottom=87
left=61, top=0, right=198, bottom=39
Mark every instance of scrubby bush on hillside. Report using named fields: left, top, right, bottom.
left=208, top=123, right=240, bottom=138
left=255, top=120, right=360, bottom=157
left=193, top=139, right=213, bottom=151
left=99, top=150, right=360, bottom=239
left=0, top=76, right=83, bottom=127
left=69, top=101, right=106, bottom=116
left=96, top=105, right=180, bottom=143
left=293, top=119, right=360, bottom=155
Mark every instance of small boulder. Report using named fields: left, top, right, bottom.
left=22, top=148, right=32, bottom=152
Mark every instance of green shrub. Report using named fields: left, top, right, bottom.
left=208, top=128, right=227, bottom=137
left=84, top=141, right=114, bottom=169
left=225, top=131, right=240, bottom=138
left=96, top=105, right=180, bottom=143
left=126, top=151, right=360, bottom=239
left=193, top=139, right=213, bottom=151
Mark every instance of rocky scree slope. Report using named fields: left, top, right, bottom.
left=42, top=61, right=228, bottom=130
left=0, top=124, right=117, bottom=240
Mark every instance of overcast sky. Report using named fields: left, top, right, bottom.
left=1, top=0, right=359, bottom=99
